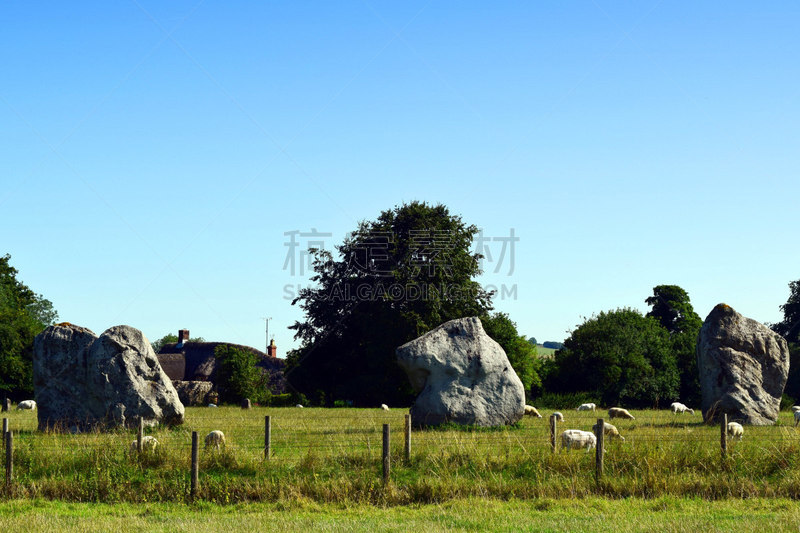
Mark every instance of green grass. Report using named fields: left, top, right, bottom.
left=536, top=346, right=557, bottom=358
left=3, top=407, right=800, bottom=503
left=2, top=497, right=800, bottom=532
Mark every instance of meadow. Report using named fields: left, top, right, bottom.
left=2, top=406, right=800, bottom=504
left=2, top=497, right=800, bottom=532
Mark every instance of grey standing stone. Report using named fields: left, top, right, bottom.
left=173, top=381, right=214, bottom=406
left=34, top=323, right=184, bottom=431
left=396, top=317, right=525, bottom=428
left=697, top=304, right=790, bottom=425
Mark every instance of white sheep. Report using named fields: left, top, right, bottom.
left=524, top=405, right=542, bottom=418
left=552, top=411, right=564, bottom=422
left=296, top=404, right=304, bottom=408
left=727, top=422, right=744, bottom=441
left=791, top=406, right=800, bottom=413
left=794, top=410, right=800, bottom=427
left=560, top=429, right=597, bottom=451
left=380, top=404, right=390, bottom=411
left=576, top=403, right=596, bottom=412
left=670, top=402, right=694, bottom=415
left=608, top=407, right=635, bottom=420
left=207, top=403, right=217, bottom=408
left=592, top=421, right=625, bottom=441
left=16, top=400, right=36, bottom=410
left=130, top=435, right=159, bottom=453
left=204, top=430, right=226, bottom=450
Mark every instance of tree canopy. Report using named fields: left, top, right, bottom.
left=772, top=279, right=800, bottom=401
left=0, top=254, right=58, bottom=398
left=772, top=279, right=800, bottom=344
left=645, top=285, right=702, bottom=335
left=214, top=344, right=271, bottom=404
left=544, top=307, right=678, bottom=407
left=481, top=312, right=541, bottom=396
left=286, top=201, right=494, bottom=406
left=645, top=285, right=703, bottom=404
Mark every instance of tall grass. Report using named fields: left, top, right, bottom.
left=3, top=407, right=800, bottom=503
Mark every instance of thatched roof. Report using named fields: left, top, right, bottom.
left=157, top=341, right=286, bottom=393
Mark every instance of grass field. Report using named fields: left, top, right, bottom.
left=2, top=497, right=800, bottom=532
left=536, top=346, right=557, bottom=358
left=2, top=406, right=800, bottom=504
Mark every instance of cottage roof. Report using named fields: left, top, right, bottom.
left=157, top=341, right=286, bottom=392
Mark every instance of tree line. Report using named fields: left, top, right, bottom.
left=2, top=202, right=799, bottom=407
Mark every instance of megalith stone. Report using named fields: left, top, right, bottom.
left=172, top=380, right=214, bottom=406
left=697, top=304, right=790, bottom=425
left=33, top=323, right=185, bottom=431
left=396, top=317, right=525, bottom=427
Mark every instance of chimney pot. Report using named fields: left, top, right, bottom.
left=177, top=329, right=190, bottom=347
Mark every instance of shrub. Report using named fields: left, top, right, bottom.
left=214, top=345, right=271, bottom=404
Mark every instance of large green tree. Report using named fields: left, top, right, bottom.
left=286, top=202, right=493, bottom=406
left=0, top=254, right=58, bottom=398
left=772, top=280, right=800, bottom=344
left=645, top=285, right=703, bottom=404
left=771, top=279, right=800, bottom=401
left=214, top=345, right=271, bottom=404
left=481, top=312, right=541, bottom=397
left=544, top=308, right=678, bottom=407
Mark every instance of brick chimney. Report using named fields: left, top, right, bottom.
left=177, top=329, right=190, bottom=347
left=267, top=339, right=277, bottom=358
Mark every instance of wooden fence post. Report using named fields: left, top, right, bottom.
left=137, top=417, right=144, bottom=453
left=720, top=413, right=728, bottom=462
left=1, top=397, right=8, bottom=412
left=550, top=414, right=557, bottom=453
left=382, top=423, right=390, bottom=485
left=2, top=418, right=7, bottom=448
left=404, top=414, right=411, bottom=463
left=264, top=415, right=271, bottom=460
left=5, top=430, right=11, bottom=487
left=191, top=431, right=199, bottom=500
left=595, top=418, right=604, bottom=482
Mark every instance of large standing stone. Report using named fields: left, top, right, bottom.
left=172, top=380, right=214, bottom=406
left=396, top=317, right=525, bottom=427
left=697, top=304, right=790, bottom=425
left=34, top=323, right=185, bottom=431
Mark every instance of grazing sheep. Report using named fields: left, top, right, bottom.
left=592, top=421, right=625, bottom=441
left=380, top=404, right=390, bottom=411
left=608, top=407, right=635, bottom=420
left=524, top=405, right=542, bottom=418
left=16, top=400, right=36, bottom=410
left=576, top=403, right=596, bottom=412
left=130, top=435, right=159, bottom=453
left=727, top=422, right=744, bottom=441
left=207, top=403, right=217, bottom=408
left=552, top=411, right=564, bottom=422
left=794, top=410, right=800, bottom=427
left=204, top=430, right=226, bottom=450
left=296, top=404, right=304, bottom=408
left=560, top=429, right=597, bottom=451
left=670, top=402, right=694, bottom=415
left=792, top=406, right=800, bottom=413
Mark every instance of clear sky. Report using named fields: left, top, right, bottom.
left=2, top=2, right=798, bottom=356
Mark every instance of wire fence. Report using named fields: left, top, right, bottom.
left=3, top=407, right=800, bottom=499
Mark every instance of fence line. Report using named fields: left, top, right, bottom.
left=4, top=410, right=800, bottom=501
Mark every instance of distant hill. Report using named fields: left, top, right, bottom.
left=536, top=345, right=557, bottom=358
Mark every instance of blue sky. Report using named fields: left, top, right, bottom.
left=2, top=2, right=798, bottom=356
